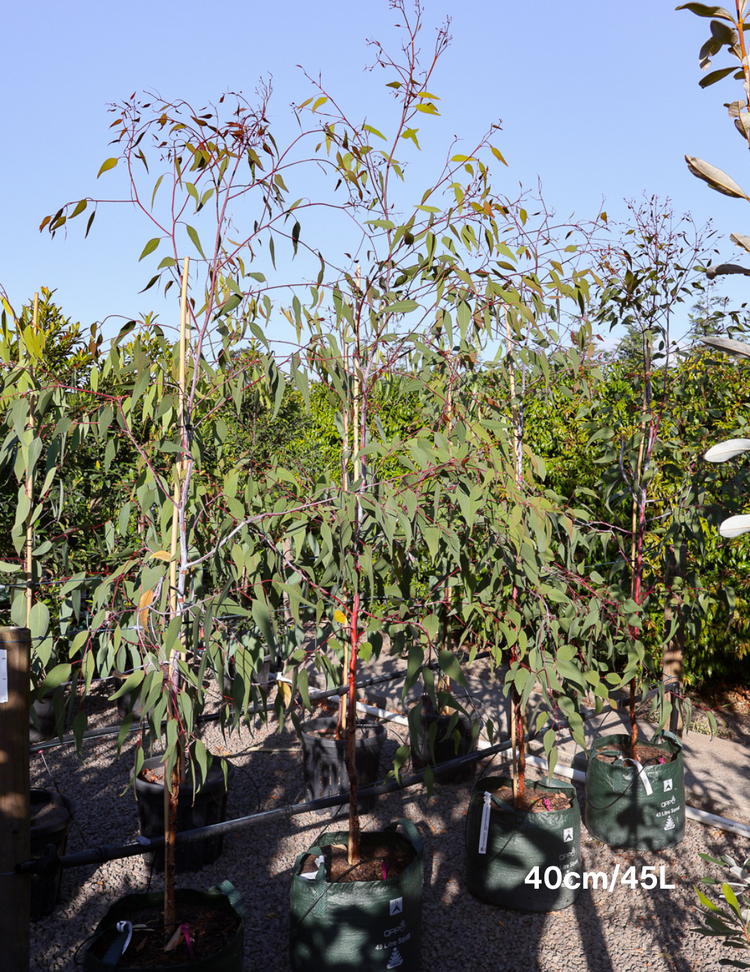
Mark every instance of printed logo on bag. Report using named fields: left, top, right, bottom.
left=563, top=828, right=574, bottom=842
left=664, top=815, right=675, bottom=831
left=389, top=897, right=403, bottom=916
left=663, top=779, right=673, bottom=792
left=387, top=947, right=404, bottom=969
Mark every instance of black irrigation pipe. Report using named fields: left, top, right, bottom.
left=21, top=675, right=681, bottom=872
left=19, top=734, right=525, bottom=876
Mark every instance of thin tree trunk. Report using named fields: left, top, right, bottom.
left=163, top=735, right=179, bottom=936
left=346, top=591, right=360, bottom=866
left=513, top=687, right=526, bottom=804
left=663, top=544, right=685, bottom=737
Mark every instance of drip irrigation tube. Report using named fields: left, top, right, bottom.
left=18, top=733, right=526, bottom=875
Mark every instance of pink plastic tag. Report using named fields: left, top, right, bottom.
left=180, top=924, right=194, bottom=959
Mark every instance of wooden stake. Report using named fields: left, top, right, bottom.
left=0, top=627, right=31, bottom=972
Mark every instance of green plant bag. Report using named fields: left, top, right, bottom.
left=82, top=883, right=245, bottom=972
left=465, top=776, right=581, bottom=912
left=289, top=818, right=423, bottom=972
left=585, top=731, right=685, bottom=850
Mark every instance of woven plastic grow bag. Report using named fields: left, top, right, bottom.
left=466, top=776, right=581, bottom=912
left=289, top=818, right=423, bottom=972
left=585, top=731, right=685, bottom=851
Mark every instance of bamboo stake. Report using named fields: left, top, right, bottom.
left=353, top=266, right=362, bottom=489
left=504, top=309, right=525, bottom=803
left=164, top=257, right=189, bottom=935
left=25, top=294, right=39, bottom=628
left=337, top=315, right=350, bottom=738
left=628, top=333, right=649, bottom=759
left=346, top=267, right=364, bottom=865
left=170, top=257, right=190, bottom=620
left=342, top=323, right=350, bottom=493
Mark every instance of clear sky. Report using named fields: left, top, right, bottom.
left=4, top=1, right=750, bottom=346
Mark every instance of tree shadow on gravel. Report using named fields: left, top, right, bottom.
left=27, top=691, right=750, bottom=972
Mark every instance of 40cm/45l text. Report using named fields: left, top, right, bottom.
left=525, top=864, right=675, bottom=893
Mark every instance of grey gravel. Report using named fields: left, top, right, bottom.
left=29, top=681, right=749, bottom=972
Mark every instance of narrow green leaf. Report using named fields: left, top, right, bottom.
left=97, top=158, right=118, bottom=178
left=139, top=238, right=160, bottom=261
left=699, top=66, right=737, bottom=88
left=186, top=224, right=206, bottom=259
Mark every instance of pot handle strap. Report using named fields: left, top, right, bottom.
left=208, top=879, right=247, bottom=919
left=623, top=758, right=653, bottom=795
left=655, top=729, right=683, bottom=754
left=102, top=921, right=132, bottom=969
left=389, top=817, right=424, bottom=859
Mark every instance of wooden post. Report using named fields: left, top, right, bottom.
left=0, top=627, right=31, bottom=972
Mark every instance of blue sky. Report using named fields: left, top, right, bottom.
left=4, top=1, right=750, bottom=346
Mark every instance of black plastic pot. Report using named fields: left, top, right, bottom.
left=585, top=731, right=685, bottom=850
left=466, top=776, right=581, bottom=912
left=29, top=788, right=75, bottom=920
left=134, top=756, right=235, bottom=873
left=82, top=883, right=245, bottom=972
left=410, top=701, right=479, bottom=781
left=29, top=688, right=66, bottom=743
left=221, top=653, right=272, bottom=700
left=289, top=818, right=423, bottom=972
left=299, top=718, right=386, bottom=815
left=114, top=678, right=148, bottom=721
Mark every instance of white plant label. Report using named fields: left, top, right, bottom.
left=0, top=650, right=7, bottom=704
left=478, top=791, right=492, bottom=855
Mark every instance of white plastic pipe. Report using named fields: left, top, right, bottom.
left=522, top=753, right=750, bottom=840
left=356, top=701, right=410, bottom=726
left=525, top=753, right=584, bottom=782
left=684, top=805, right=750, bottom=839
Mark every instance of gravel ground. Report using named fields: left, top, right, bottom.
left=29, top=681, right=749, bottom=972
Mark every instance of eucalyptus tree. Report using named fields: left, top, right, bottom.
left=586, top=199, right=723, bottom=747
left=2, top=10, right=638, bottom=911
left=21, top=0, right=553, bottom=882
